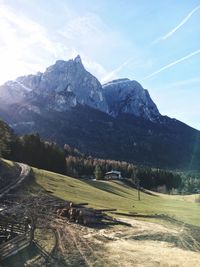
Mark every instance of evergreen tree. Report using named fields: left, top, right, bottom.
left=94, top=165, right=103, bottom=180
left=0, top=120, right=14, bottom=157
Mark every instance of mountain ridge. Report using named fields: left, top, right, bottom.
left=0, top=55, right=161, bottom=122
left=0, top=55, right=200, bottom=170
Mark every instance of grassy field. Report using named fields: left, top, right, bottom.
left=32, top=168, right=200, bottom=227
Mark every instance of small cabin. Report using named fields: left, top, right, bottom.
left=104, top=170, right=122, bottom=180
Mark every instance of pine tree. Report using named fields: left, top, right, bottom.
left=94, top=165, right=103, bottom=180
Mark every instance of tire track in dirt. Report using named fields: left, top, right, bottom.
left=64, top=226, right=93, bottom=267
left=51, top=217, right=111, bottom=267
left=52, top=218, right=95, bottom=267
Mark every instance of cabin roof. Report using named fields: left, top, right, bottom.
left=105, top=170, right=121, bottom=175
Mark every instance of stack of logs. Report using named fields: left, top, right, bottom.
left=56, top=202, right=116, bottom=225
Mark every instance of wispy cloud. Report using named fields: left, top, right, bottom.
left=154, top=5, right=200, bottom=43
left=101, top=59, right=132, bottom=83
left=58, top=12, right=132, bottom=60
left=0, top=3, right=106, bottom=84
left=57, top=12, right=135, bottom=81
left=143, top=49, right=200, bottom=80
left=163, top=77, right=200, bottom=89
left=0, top=2, right=61, bottom=84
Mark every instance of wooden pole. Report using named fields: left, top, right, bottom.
left=138, top=185, right=140, bottom=201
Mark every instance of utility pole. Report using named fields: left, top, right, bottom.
left=136, top=177, right=141, bottom=201
left=132, top=169, right=141, bottom=201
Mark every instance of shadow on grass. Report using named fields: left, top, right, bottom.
left=82, top=179, right=132, bottom=198
left=112, top=211, right=183, bottom=223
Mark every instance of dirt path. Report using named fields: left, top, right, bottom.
left=96, top=218, right=200, bottom=267
left=45, top=216, right=200, bottom=267
left=3, top=206, right=200, bottom=266
left=50, top=218, right=111, bottom=267
left=0, top=163, right=31, bottom=199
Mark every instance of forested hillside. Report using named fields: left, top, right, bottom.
left=0, top=119, right=66, bottom=174
left=0, top=119, right=14, bottom=157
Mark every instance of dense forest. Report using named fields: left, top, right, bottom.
left=0, top=120, right=13, bottom=157
left=0, top=120, right=66, bottom=174
left=11, top=134, right=66, bottom=174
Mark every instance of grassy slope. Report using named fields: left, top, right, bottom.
left=1, top=158, right=17, bottom=168
left=33, top=168, right=200, bottom=227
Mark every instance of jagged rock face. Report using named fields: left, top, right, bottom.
left=0, top=56, right=160, bottom=120
left=0, top=56, right=108, bottom=112
left=0, top=73, right=42, bottom=105
left=0, top=56, right=200, bottom=170
left=0, top=81, right=29, bottom=104
left=33, top=56, right=107, bottom=112
left=102, top=79, right=160, bottom=121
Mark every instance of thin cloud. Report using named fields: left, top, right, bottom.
left=0, top=2, right=61, bottom=84
left=164, top=77, right=200, bottom=88
left=143, top=49, right=200, bottom=80
left=154, top=5, right=200, bottom=43
left=101, top=59, right=132, bottom=83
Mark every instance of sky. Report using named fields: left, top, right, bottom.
left=0, top=0, right=200, bottom=129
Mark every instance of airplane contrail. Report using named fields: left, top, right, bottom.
left=154, top=5, right=200, bottom=43
left=143, top=49, right=200, bottom=80
left=101, top=59, right=132, bottom=83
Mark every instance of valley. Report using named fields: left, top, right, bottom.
left=0, top=1, right=200, bottom=266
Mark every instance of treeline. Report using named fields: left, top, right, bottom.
left=0, top=119, right=66, bottom=174
left=135, top=168, right=181, bottom=191
left=64, top=145, right=182, bottom=191
left=179, top=174, right=200, bottom=194
left=11, top=134, right=66, bottom=174
left=0, top=120, right=13, bottom=157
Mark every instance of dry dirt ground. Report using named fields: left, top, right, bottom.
left=2, top=194, right=200, bottom=267
left=36, top=216, right=200, bottom=267
left=98, top=218, right=200, bottom=267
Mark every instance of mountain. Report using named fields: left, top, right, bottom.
left=102, top=78, right=160, bottom=121
left=0, top=55, right=107, bottom=113
left=0, top=56, right=200, bottom=170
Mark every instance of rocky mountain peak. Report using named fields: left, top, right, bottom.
left=0, top=56, right=108, bottom=112
left=74, top=55, right=82, bottom=64
left=0, top=55, right=160, bottom=121
left=102, top=78, right=160, bottom=121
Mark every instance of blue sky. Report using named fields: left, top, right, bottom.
left=0, top=0, right=200, bottom=129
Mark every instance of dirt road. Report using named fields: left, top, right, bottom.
left=0, top=163, right=31, bottom=199
left=46, top=217, right=200, bottom=267
left=100, top=218, right=200, bottom=267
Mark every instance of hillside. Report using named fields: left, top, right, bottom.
left=32, top=168, right=200, bottom=227
left=2, top=163, right=200, bottom=267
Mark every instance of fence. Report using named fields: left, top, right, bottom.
left=0, top=216, right=34, bottom=261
